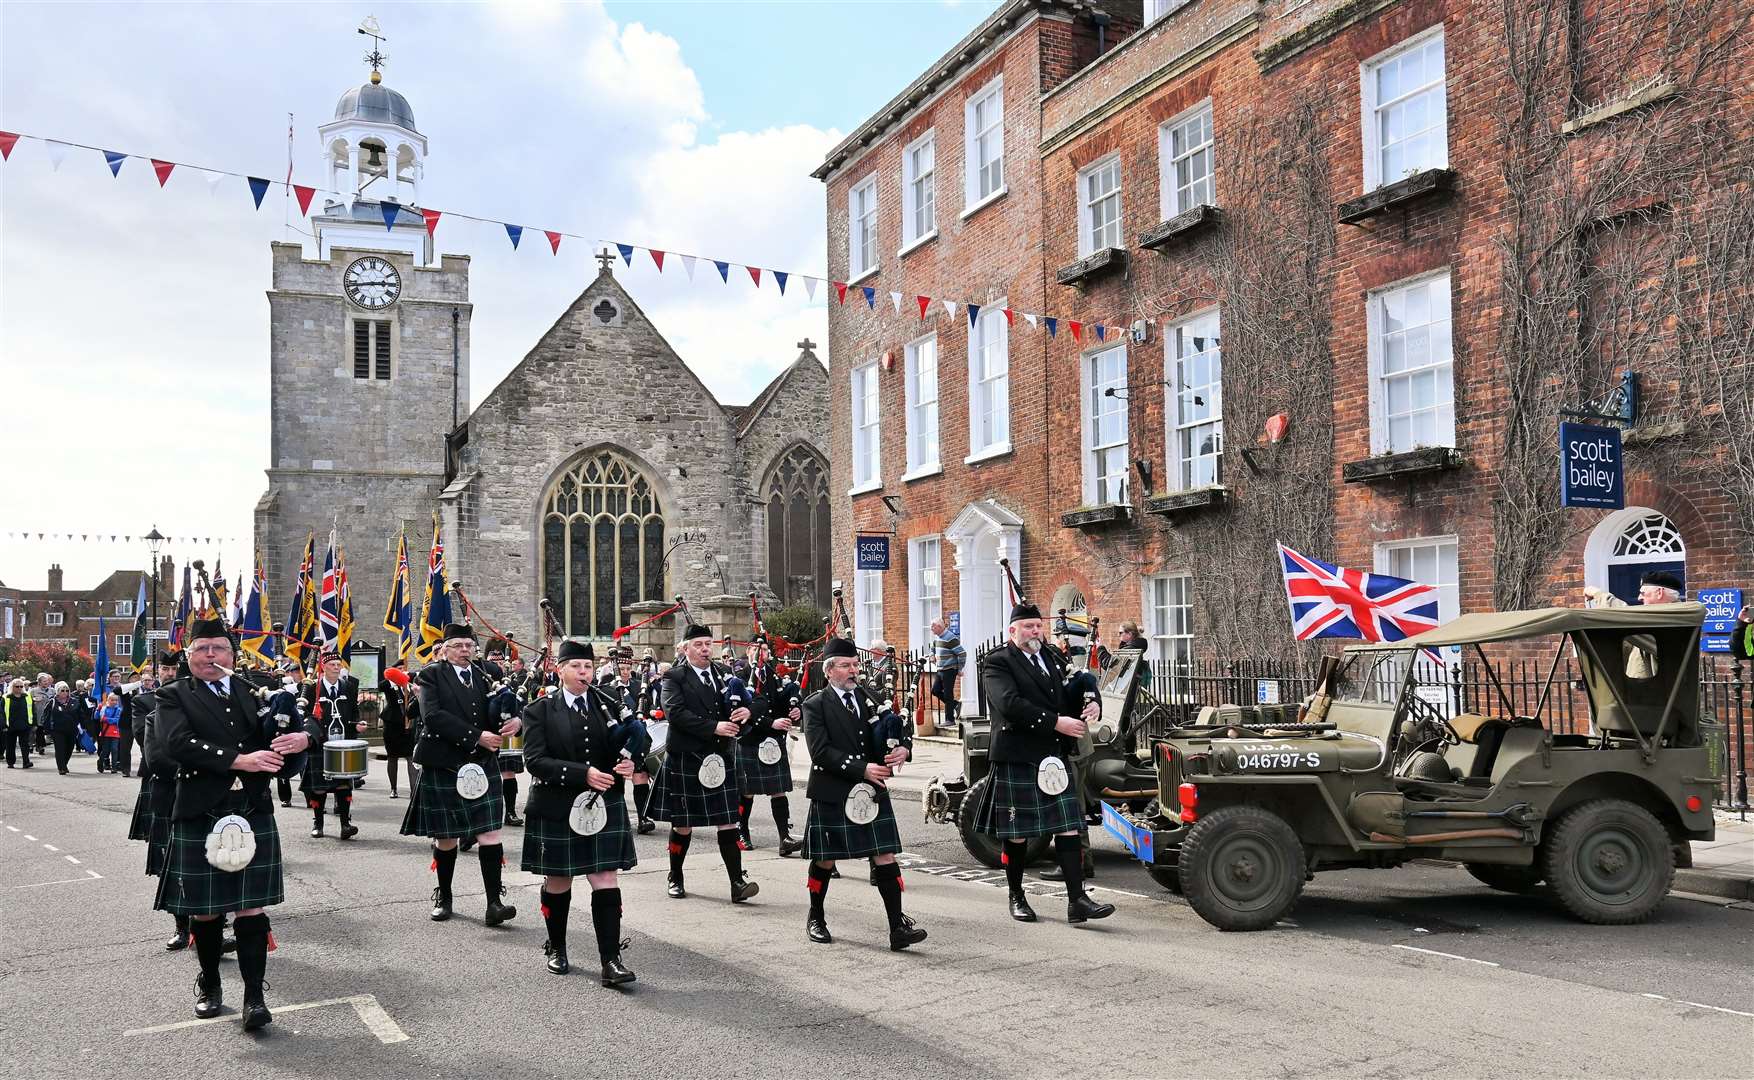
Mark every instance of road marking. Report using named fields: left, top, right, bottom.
left=1641, top=993, right=1754, bottom=1019
left=1391, top=944, right=1500, bottom=967
left=87, top=870, right=103, bottom=880
left=64, top=855, right=81, bottom=865
left=24, top=834, right=37, bottom=841
left=123, top=994, right=410, bottom=1043
left=5, top=825, right=17, bottom=832
left=43, top=844, right=58, bottom=852
left=14, top=875, right=102, bottom=890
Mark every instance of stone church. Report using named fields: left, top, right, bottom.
left=255, top=69, right=831, bottom=650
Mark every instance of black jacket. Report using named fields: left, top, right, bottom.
left=658, top=662, right=734, bottom=757
left=412, top=660, right=497, bottom=771
left=302, top=675, right=360, bottom=743
left=981, top=642, right=1070, bottom=765
left=153, top=676, right=290, bottom=820
left=43, top=697, right=86, bottom=735
left=522, top=686, right=625, bottom=821
left=802, top=683, right=911, bottom=801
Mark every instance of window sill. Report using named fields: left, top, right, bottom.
left=846, top=266, right=879, bottom=288
left=897, top=231, right=938, bottom=259
left=1338, top=168, right=1456, bottom=225
left=1055, top=246, right=1129, bottom=290
left=901, top=463, right=943, bottom=483
left=960, top=186, right=1009, bottom=222
left=1060, top=503, right=1132, bottom=529
left=847, top=479, right=885, bottom=497
left=1140, top=204, right=1221, bottom=251
left=1142, top=486, right=1228, bottom=517
left=1563, top=78, right=1676, bottom=135
left=1341, top=446, right=1464, bottom=483
left=963, top=442, right=1013, bottom=466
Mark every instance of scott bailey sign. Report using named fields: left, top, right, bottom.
left=854, top=534, right=890, bottom=571
left=1559, top=422, right=1624, bottom=509
left=1698, top=587, right=1743, bottom=653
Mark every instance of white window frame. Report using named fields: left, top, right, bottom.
left=849, top=361, right=882, bottom=494
left=908, top=535, right=943, bottom=650
left=46, top=611, right=64, bottom=627
left=1142, top=573, right=1194, bottom=696
left=966, top=300, right=1011, bottom=462
left=115, top=633, right=132, bottom=655
left=1159, top=100, right=1215, bottom=219
left=1082, top=344, right=1130, bottom=506
left=963, top=76, right=1006, bottom=215
left=89, top=635, right=100, bottom=654
left=903, top=333, right=941, bottom=479
left=1361, top=26, right=1447, bottom=191
left=900, top=130, right=937, bottom=252
left=1078, top=154, right=1123, bottom=256
left=848, top=175, right=879, bottom=282
left=1367, top=270, right=1455, bottom=455
left=1165, top=307, right=1223, bottom=491
left=1374, top=535, right=1460, bottom=624
left=1144, top=0, right=1184, bottom=23
left=114, top=599, right=134, bottom=617
left=853, top=568, right=883, bottom=649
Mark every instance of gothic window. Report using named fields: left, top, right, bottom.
left=765, top=444, right=831, bottom=611
left=540, top=449, right=665, bottom=638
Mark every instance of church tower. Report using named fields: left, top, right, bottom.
left=254, top=32, right=470, bottom=636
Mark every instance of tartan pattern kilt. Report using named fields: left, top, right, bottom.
left=802, top=793, right=902, bottom=861
left=130, top=777, right=176, bottom=877
left=974, top=760, right=1083, bottom=839
left=154, top=805, right=285, bottom=916
left=646, top=749, right=740, bottom=827
left=519, top=791, right=638, bottom=877
left=399, top=764, right=505, bottom=839
left=735, top=739, right=793, bottom=796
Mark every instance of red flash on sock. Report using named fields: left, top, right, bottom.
left=540, top=904, right=551, bottom=919
left=896, top=876, right=905, bottom=892
left=668, top=842, right=683, bottom=856
left=999, top=851, right=1010, bottom=865
left=807, top=876, right=826, bottom=894
left=429, top=859, right=437, bottom=871
left=267, top=932, right=278, bottom=952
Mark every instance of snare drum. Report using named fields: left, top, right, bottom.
left=642, top=720, right=670, bottom=774
left=498, top=731, right=525, bottom=774
left=323, top=738, right=369, bottom=781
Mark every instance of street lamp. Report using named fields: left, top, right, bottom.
left=145, top=527, right=165, bottom=649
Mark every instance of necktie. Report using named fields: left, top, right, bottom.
left=1034, top=654, right=1049, bottom=679
left=208, top=680, right=227, bottom=698
left=459, top=667, right=472, bottom=688
left=842, top=692, right=856, bottom=716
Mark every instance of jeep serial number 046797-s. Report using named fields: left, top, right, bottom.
left=1232, top=746, right=1324, bottom=771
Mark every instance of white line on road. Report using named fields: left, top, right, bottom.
left=1391, top=944, right=1500, bottom=966
left=43, top=844, right=57, bottom=852
left=123, top=994, right=410, bottom=1044
left=24, top=834, right=37, bottom=841
left=14, top=875, right=102, bottom=890
left=1641, top=993, right=1754, bottom=1019
left=64, top=855, right=80, bottom=864
left=86, top=870, right=102, bottom=880
left=5, top=825, right=17, bottom=832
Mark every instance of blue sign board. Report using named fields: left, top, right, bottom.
left=1699, top=587, right=1743, bottom=653
left=945, top=611, right=960, bottom=638
left=854, top=535, right=890, bottom=571
left=1559, top=422, right=1624, bottom=509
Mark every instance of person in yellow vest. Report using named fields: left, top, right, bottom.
left=2, top=678, right=35, bottom=768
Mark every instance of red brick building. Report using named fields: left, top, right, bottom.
left=1, top=558, right=177, bottom=660
left=817, top=0, right=1751, bottom=688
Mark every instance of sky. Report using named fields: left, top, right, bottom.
left=0, top=0, right=999, bottom=593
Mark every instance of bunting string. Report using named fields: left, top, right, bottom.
left=4, top=530, right=240, bottom=544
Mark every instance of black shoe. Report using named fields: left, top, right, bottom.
left=221, top=933, right=238, bottom=955
left=889, top=915, right=928, bottom=951
left=241, top=1000, right=272, bottom=1032
left=806, top=916, right=833, bottom=944
left=637, top=818, right=656, bottom=835
left=1038, top=860, right=1096, bottom=883
left=730, top=876, right=759, bottom=904
left=165, top=929, right=189, bottom=951
left=777, top=833, right=803, bottom=858
left=600, top=957, right=636, bottom=987
left=193, top=976, right=224, bottom=1019
left=389, top=790, right=400, bottom=799
left=339, top=822, right=359, bottom=840
left=1009, top=890, right=1038, bottom=923
left=280, top=800, right=291, bottom=808
left=485, top=898, right=518, bottom=927
left=310, top=824, right=324, bottom=838
left=460, top=836, right=476, bottom=853
left=23, top=761, right=34, bottom=769
left=544, top=940, right=570, bottom=975
left=504, top=812, right=525, bottom=827
left=430, top=887, right=453, bottom=922
left=58, top=769, right=69, bottom=775
left=828, top=866, right=842, bottom=879
left=1068, top=892, right=1116, bottom=924
left=667, top=876, right=687, bottom=899
left=121, top=771, right=131, bottom=778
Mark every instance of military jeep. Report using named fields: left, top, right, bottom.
left=1103, top=603, right=1718, bottom=930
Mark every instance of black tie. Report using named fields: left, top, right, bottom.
left=842, top=692, right=856, bottom=716
left=459, top=668, right=472, bottom=688
left=1034, top=654, right=1048, bottom=679
left=208, top=680, right=227, bottom=698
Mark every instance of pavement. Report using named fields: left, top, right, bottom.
left=3, top=747, right=1750, bottom=1080
left=1683, top=811, right=1754, bottom=901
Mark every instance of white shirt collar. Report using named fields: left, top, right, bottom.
left=564, top=687, right=587, bottom=710
left=453, top=664, right=472, bottom=678
left=209, top=676, right=231, bottom=695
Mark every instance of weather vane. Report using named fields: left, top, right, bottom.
left=358, top=16, right=388, bottom=84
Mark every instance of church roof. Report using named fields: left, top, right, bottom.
left=334, top=82, right=418, bottom=131
left=734, top=349, right=825, bottom=440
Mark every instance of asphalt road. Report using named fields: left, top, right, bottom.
left=2, top=756, right=1750, bottom=1080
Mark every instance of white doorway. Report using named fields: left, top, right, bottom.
left=1584, top=507, right=1687, bottom=604
left=945, top=499, right=1022, bottom=703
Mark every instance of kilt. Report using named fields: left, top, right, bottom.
left=399, top=764, right=505, bottom=839
left=520, top=791, right=638, bottom=876
left=802, top=793, right=902, bottom=861
left=646, top=749, right=739, bottom=827
left=129, top=778, right=176, bottom=877
left=301, top=756, right=357, bottom=799
left=735, top=738, right=793, bottom=796
left=974, top=760, right=1083, bottom=839
left=154, top=805, right=285, bottom=916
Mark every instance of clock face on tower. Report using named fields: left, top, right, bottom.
left=343, top=256, right=402, bottom=310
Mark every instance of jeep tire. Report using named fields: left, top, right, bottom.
left=1464, top=862, right=1543, bottom=894
left=956, top=775, right=1051, bottom=868
left=1146, top=863, right=1184, bottom=895
left=1542, top=798, right=1674, bottom=924
left=1181, top=805, right=1306, bottom=931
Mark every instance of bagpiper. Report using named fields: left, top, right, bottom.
left=127, top=651, right=192, bottom=951
left=734, top=639, right=803, bottom=856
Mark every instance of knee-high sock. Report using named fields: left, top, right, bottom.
left=1002, top=839, right=1029, bottom=893
left=667, top=829, right=691, bottom=880
left=737, top=798, right=753, bottom=834
left=309, top=795, right=324, bottom=827
left=872, top=861, right=906, bottom=928
left=540, top=888, right=571, bottom=953
left=336, top=791, right=351, bottom=823
left=233, top=913, right=270, bottom=1001
left=190, top=917, right=224, bottom=987
left=590, top=887, right=623, bottom=964
left=501, top=778, right=519, bottom=820
left=1053, top=834, right=1087, bottom=897
left=772, top=795, right=792, bottom=835
left=433, top=844, right=458, bottom=901
left=478, top=843, right=505, bottom=899
left=717, top=828, right=744, bottom=882
left=633, top=782, right=650, bottom=818
left=807, top=862, right=833, bottom=918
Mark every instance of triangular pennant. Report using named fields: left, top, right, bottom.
left=967, top=303, right=981, bottom=327
left=204, top=169, right=226, bottom=195
left=862, top=286, right=876, bottom=308
left=545, top=230, right=562, bottom=254
left=45, top=140, right=70, bottom=171
left=715, top=260, right=730, bottom=283
left=650, top=249, right=666, bottom=272
left=680, top=254, right=696, bottom=280
left=617, top=243, right=634, bottom=265
left=942, top=299, right=958, bottom=320
left=1003, top=308, right=1015, bottom=326
left=1094, top=324, right=1106, bottom=342
left=833, top=281, right=847, bottom=304
left=774, top=270, right=788, bottom=294
left=802, top=276, right=818, bottom=300
left=746, top=266, right=762, bottom=287
left=1070, top=321, right=1083, bottom=341
left=421, top=208, right=442, bottom=237
left=0, top=132, right=17, bottom=161
left=247, top=176, right=270, bottom=209
left=1024, top=313, right=1038, bottom=329
left=381, top=202, right=402, bottom=231
left=293, top=185, right=315, bottom=215
left=104, top=150, right=127, bottom=177
left=1045, top=317, right=1058, bottom=338
left=150, top=159, right=175, bottom=187
left=917, top=295, right=931, bottom=319
left=890, top=291, right=903, bottom=313
left=506, top=224, right=523, bottom=249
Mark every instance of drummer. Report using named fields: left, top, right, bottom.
left=301, top=651, right=367, bottom=840
left=520, top=640, right=638, bottom=985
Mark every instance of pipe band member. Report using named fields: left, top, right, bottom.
left=301, top=651, right=365, bottom=840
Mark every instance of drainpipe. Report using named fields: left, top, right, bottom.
left=451, top=306, right=460, bottom=429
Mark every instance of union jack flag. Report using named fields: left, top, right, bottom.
left=1277, top=543, right=1440, bottom=645
left=317, top=530, right=342, bottom=651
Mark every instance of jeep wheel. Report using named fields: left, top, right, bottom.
left=1180, top=806, right=1306, bottom=931
left=956, top=776, right=1050, bottom=868
left=1146, top=864, right=1184, bottom=895
left=1541, top=799, right=1674, bottom=924
left=1464, top=862, right=1543, bottom=894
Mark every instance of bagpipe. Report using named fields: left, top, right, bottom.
left=998, top=557, right=1102, bottom=756
left=855, top=685, right=913, bottom=768
left=194, top=559, right=310, bottom=779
